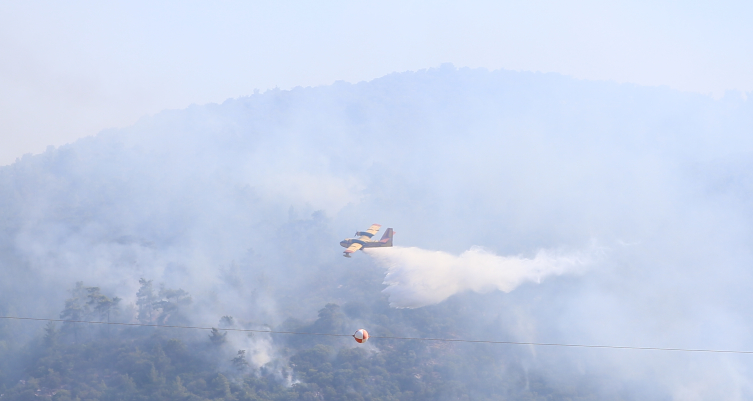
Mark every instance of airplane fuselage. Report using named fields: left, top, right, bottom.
left=339, top=239, right=367, bottom=248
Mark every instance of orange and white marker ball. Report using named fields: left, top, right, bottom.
left=354, top=329, right=369, bottom=343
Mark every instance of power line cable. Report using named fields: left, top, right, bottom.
left=0, top=316, right=352, bottom=339
left=1, top=315, right=751, bottom=355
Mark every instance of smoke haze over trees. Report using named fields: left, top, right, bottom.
left=1, top=65, right=753, bottom=399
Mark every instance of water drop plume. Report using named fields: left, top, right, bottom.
left=366, top=245, right=592, bottom=308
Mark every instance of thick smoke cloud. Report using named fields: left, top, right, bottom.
left=369, top=246, right=591, bottom=308
left=1, top=65, right=753, bottom=399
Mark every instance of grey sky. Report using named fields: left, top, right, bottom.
left=1, top=0, right=751, bottom=166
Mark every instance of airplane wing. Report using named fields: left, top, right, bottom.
left=344, top=242, right=363, bottom=254
left=365, top=224, right=381, bottom=236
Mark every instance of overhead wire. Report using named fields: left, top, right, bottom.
left=1, top=315, right=752, bottom=355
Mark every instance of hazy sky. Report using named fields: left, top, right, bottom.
left=1, top=0, right=751, bottom=165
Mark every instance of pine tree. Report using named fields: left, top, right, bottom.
left=153, top=285, right=191, bottom=325
left=86, top=287, right=121, bottom=323
left=219, top=315, right=234, bottom=328
left=136, top=278, right=157, bottom=324
left=59, top=282, right=91, bottom=343
left=43, top=322, right=57, bottom=348
left=232, top=349, right=250, bottom=372
left=209, top=328, right=227, bottom=346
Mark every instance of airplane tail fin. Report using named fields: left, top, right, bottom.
left=378, top=228, right=394, bottom=246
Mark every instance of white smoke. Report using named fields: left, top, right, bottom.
left=366, top=245, right=592, bottom=308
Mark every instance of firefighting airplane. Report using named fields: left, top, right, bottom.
left=340, top=224, right=394, bottom=257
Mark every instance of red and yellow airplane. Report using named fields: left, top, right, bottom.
left=340, top=224, right=394, bottom=257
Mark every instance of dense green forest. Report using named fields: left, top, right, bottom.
left=0, top=272, right=603, bottom=401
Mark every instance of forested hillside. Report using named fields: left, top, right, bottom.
left=1, top=66, right=753, bottom=399
left=2, top=274, right=598, bottom=401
